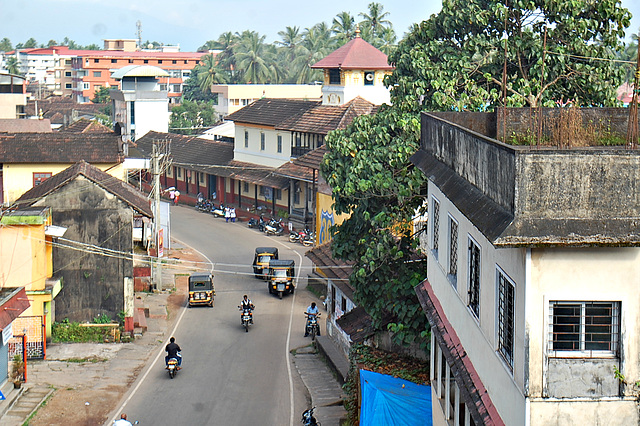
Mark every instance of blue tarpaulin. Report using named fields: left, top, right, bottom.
left=360, top=369, right=432, bottom=426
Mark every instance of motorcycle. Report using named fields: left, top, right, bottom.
left=305, top=312, right=321, bottom=341
left=239, top=306, right=254, bottom=332
left=211, top=204, right=225, bottom=218
left=300, top=231, right=315, bottom=247
left=166, top=353, right=181, bottom=379
left=195, top=198, right=211, bottom=212
left=248, top=215, right=266, bottom=231
left=265, top=218, right=285, bottom=235
left=301, top=407, right=319, bottom=426
left=289, top=227, right=311, bottom=243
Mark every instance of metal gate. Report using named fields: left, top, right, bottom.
left=8, top=316, right=45, bottom=360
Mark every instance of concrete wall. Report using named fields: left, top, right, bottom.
left=529, top=398, right=638, bottom=425
left=2, top=162, right=126, bottom=205
left=31, top=176, right=134, bottom=322
left=428, top=181, right=527, bottom=425
left=233, top=124, right=293, bottom=167
left=0, top=93, right=27, bottom=119
left=0, top=224, right=47, bottom=291
left=133, top=98, right=169, bottom=140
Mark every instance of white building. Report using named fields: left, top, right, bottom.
left=412, top=111, right=640, bottom=425
left=110, top=65, right=170, bottom=141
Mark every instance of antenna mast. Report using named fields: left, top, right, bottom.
left=136, top=20, right=142, bottom=49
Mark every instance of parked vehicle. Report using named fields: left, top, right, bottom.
left=188, top=273, right=215, bottom=307
left=301, top=232, right=315, bottom=247
left=211, top=204, right=225, bottom=218
left=238, top=305, right=254, bottom=332
left=248, top=215, right=266, bottom=231
left=289, top=227, right=311, bottom=243
left=264, top=218, right=285, bottom=235
left=167, top=356, right=180, bottom=379
left=253, top=247, right=279, bottom=279
left=305, top=312, right=321, bottom=341
left=267, top=259, right=295, bottom=299
left=195, top=198, right=212, bottom=212
left=301, top=406, right=319, bottom=426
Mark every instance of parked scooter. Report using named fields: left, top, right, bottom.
left=264, top=218, right=285, bottom=235
left=301, top=407, right=319, bottom=426
left=211, top=204, right=225, bottom=218
left=238, top=305, right=254, bottom=332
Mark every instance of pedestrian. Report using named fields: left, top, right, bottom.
left=113, top=413, right=132, bottom=426
left=174, top=190, right=180, bottom=205
left=230, top=207, right=236, bottom=223
left=169, top=189, right=175, bottom=204
left=225, top=207, right=230, bottom=223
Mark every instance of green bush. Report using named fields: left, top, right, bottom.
left=52, top=319, right=120, bottom=343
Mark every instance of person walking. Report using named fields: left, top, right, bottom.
left=230, top=207, right=237, bottom=223
left=224, top=207, right=231, bottom=223
left=174, top=190, right=180, bottom=205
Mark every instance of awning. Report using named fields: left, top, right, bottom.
left=0, top=287, right=31, bottom=331
left=45, top=225, right=67, bottom=237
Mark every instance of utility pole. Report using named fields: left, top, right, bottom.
left=152, top=142, right=163, bottom=290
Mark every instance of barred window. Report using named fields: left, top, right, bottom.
left=260, top=132, right=265, bottom=150
left=468, top=238, right=480, bottom=318
left=448, top=216, right=458, bottom=280
left=277, top=135, right=283, bottom=153
left=497, top=269, right=515, bottom=369
left=244, top=130, right=249, bottom=148
left=550, top=302, right=619, bottom=357
left=432, top=197, right=440, bottom=254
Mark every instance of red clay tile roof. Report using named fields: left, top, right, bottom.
left=15, top=160, right=153, bottom=217
left=226, top=160, right=289, bottom=189
left=415, top=279, right=505, bottom=426
left=0, top=133, right=123, bottom=163
left=277, top=97, right=377, bottom=134
left=305, top=242, right=354, bottom=296
left=58, top=118, right=113, bottom=133
left=225, top=98, right=320, bottom=127
left=311, top=36, right=394, bottom=70
left=273, top=160, right=316, bottom=183
left=0, top=119, right=52, bottom=133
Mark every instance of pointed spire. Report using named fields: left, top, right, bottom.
left=355, top=24, right=361, bottom=39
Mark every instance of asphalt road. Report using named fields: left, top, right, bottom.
left=116, top=205, right=317, bottom=425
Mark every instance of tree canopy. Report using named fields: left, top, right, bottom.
left=169, top=100, right=219, bottom=135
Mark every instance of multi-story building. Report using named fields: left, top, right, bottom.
left=411, top=110, right=640, bottom=425
left=0, top=72, right=27, bottom=118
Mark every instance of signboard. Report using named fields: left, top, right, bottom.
left=2, top=323, right=12, bottom=345
left=158, top=228, right=164, bottom=258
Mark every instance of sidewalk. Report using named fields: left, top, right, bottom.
left=0, top=243, right=349, bottom=425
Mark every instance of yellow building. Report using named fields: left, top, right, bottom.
left=0, top=207, right=64, bottom=342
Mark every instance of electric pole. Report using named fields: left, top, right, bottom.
left=152, top=142, right=162, bottom=290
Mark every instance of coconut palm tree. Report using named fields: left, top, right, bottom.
left=332, top=11, right=356, bottom=45
left=292, top=24, right=334, bottom=84
left=197, top=53, right=229, bottom=94
left=5, top=56, right=21, bottom=75
left=359, top=2, right=391, bottom=39
left=0, top=38, right=13, bottom=52
left=234, top=30, right=274, bottom=83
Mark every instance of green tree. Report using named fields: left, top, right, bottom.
left=196, top=53, right=229, bottom=94
left=183, top=66, right=218, bottom=102
left=5, top=57, right=21, bottom=75
left=332, top=11, right=357, bottom=44
left=292, top=24, right=334, bottom=83
left=46, top=39, right=57, bottom=47
left=0, top=38, right=12, bottom=52
left=321, top=107, right=429, bottom=348
left=359, top=2, right=391, bottom=39
left=21, top=38, right=38, bottom=48
left=92, top=86, right=110, bottom=104
left=234, top=30, right=275, bottom=83
left=387, top=0, right=631, bottom=112
left=169, top=100, right=219, bottom=135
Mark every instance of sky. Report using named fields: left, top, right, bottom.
left=0, top=0, right=638, bottom=52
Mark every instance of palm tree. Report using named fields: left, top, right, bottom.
left=213, top=32, right=240, bottom=82
left=0, top=38, right=12, bottom=52
left=359, top=2, right=391, bottom=38
left=293, top=25, right=334, bottom=84
left=234, top=31, right=274, bottom=83
left=5, top=56, right=21, bottom=75
left=375, top=26, right=397, bottom=55
left=197, top=53, right=229, bottom=94
left=332, top=12, right=356, bottom=45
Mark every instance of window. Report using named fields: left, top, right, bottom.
left=293, top=182, right=300, bottom=204
left=65, top=83, right=72, bottom=89
left=172, top=60, right=177, bottom=64
left=184, top=60, right=188, bottom=64
left=448, top=216, right=458, bottom=283
left=128, top=59, right=134, bottom=64
left=550, top=302, right=619, bottom=357
left=274, top=189, right=281, bottom=200
left=93, top=71, right=101, bottom=77
left=277, top=135, right=282, bottom=153
left=83, top=82, right=90, bottom=90
left=144, top=59, right=149, bottom=64
left=243, top=182, right=249, bottom=192
left=431, top=197, right=440, bottom=255
left=159, top=84, right=167, bottom=91
left=33, top=172, right=52, bottom=186
left=111, top=59, right=117, bottom=64
left=364, top=71, right=374, bottom=86
left=93, top=59, right=99, bottom=63
left=158, top=60, right=163, bottom=64
left=199, top=172, right=205, bottom=184
left=260, top=133, right=265, bottom=150
left=177, top=168, right=182, bottom=178
left=329, top=69, right=341, bottom=85
left=244, top=130, right=249, bottom=148
left=65, top=71, right=72, bottom=77
left=172, top=84, right=181, bottom=92
left=468, top=238, right=480, bottom=318
left=497, top=269, right=515, bottom=369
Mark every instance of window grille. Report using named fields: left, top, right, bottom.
left=244, top=131, right=249, bottom=148
left=549, top=301, right=619, bottom=356
left=468, top=238, right=480, bottom=318
left=432, top=198, right=440, bottom=253
left=497, top=269, right=515, bottom=368
left=448, top=217, right=458, bottom=278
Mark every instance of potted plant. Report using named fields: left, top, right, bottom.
left=10, top=354, right=24, bottom=389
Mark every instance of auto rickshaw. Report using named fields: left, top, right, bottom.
left=267, top=259, right=295, bottom=299
left=253, top=247, right=279, bottom=279
left=188, top=273, right=215, bottom=307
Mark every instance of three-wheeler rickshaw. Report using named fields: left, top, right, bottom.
left=188, top=273, right=215, bottom=307
left=267, top=259, right=295, bottom=299
left=253, top=247, right=279, bottom=279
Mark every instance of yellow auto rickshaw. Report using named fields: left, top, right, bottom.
left=267, top=259, right=295, bottom=299
left=253, top=247, right=279, bottom=279
left=188, top=273, right=215, bottom=307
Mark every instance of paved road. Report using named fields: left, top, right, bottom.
left=116, top=205, right=317, bottom=425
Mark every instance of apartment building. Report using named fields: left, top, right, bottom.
left=412, top=110, right=640, bottom=425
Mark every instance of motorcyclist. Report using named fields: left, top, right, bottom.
left=240, top=295, right=254, bottom=324
left=304, top=302, right=320, bottom=337
left=165, top=336, right=182, bottom=370
left=113, top=413, right=132, bottom=426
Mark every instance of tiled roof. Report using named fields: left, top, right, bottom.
left=58, top=118, right=113, bottom=133
left=227, top=160, right=289, bottom=189
left=15, top=160, right=153, bottom=217
left=277, top=97, right=377, bottom=134
left=305, top=242, right=354, bottom=298
left=134, top=131, right=234, bottom=177
left=336, top=306, right=393, bottom=343
left=0, top=119, right=52, bottom=133
left=311, top=36, right=393, bottom=70
left=0, top=288, right=31, bottom=330
left=0, top=133, right=123, bottom=163
left=415, top=280, right=505, bottom=426
left=273, top=160, right=316, bottom=183
left=27, top=97, right=102, bottom=124
left=225, top=98, right=320, bottom=127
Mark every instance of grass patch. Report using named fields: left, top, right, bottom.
left=64, top=357, right=107, bottom=363
left=52, top=319, right=123, bottom=343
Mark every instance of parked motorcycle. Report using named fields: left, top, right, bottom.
left=265, top=218, right=285, bottom=235
left=289, top=227, right=311, bottom=243
left=301, top=232, right=315, bottom=247
left=196, top=199, right=212, bottom=212
left=248, top=215, right=266, bottom=231
left=305, top=312, right=321, bottom=341
left=301, top=406, right=319, bottom=426
left=239, top=306, right=254, bottom=332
